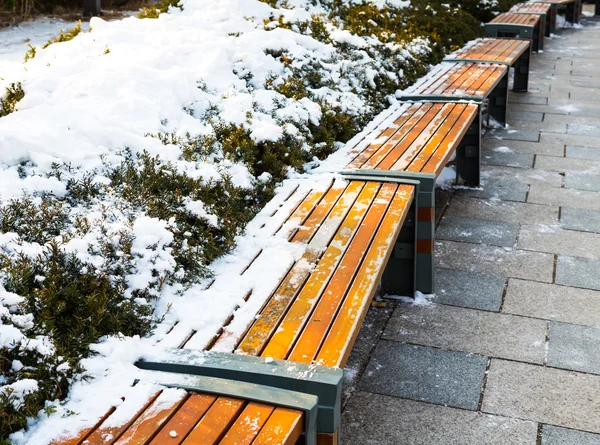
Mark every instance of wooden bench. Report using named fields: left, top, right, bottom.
left=530, top=0, right=582, bottom=25
left=397, top=60, right=509, bottom=125
left=52, top=177, right=417, bottom=445
left=343, top=101, right=480, bottom=294
left=511, top=3, right=553, bottom=36
left=444, top=38, right=532, bottom=92
left=485, top=12, right=545, bottom=52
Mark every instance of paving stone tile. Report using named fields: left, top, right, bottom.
left=561, top=207, right=600, bottom=233
left=359, top=341, right=486, bottom=410
left=566, top=106, right=600, bottom=118
left=556, top=255, right=600, bottom=291
left=528, top=185, right=600, bottom=211
left=489, top=128, right=541, bottom=142
left=509, top=95, right=548, bottom=105
left=436, top=240, right=554, bottom=282
left=510, top=119, right=567, bottom=134
left=341, top=392, right=538, bottom=445
left=482, top=359, right=600, bottom=433
left=437, top=216, right=518, bottom=247
left=482, top=165, right=563, bottom=187
left=504, top=279, right=600, bottom=327
left=445, top=197, right=559, bottom=225
left=456, top=179, right=528, bottom=202
left=569, top=91, right=600, bottom=102
left=535, top=155, right=600, bottom=173
left=568, top=123, right=600, bottom=137
left=540, top=132, right=600, bottom=150
left=544, top=112, right=600, bottom=127
left=571, top=80, right=600, bottom=89
left=483, top=138, right=564, bottom=157
left=565, top=172, right=600, bottom=191
left=482, top=150, right=535, bottom=168
left=542, top=425, right=600, bottom=445
left=342, top=305, right=393, bottom=407
left=518, top=224, right=600, bottom=259
left=384, top=304, right=547, bottom=364
left=567, top=145, right=600, bottom=161
left=508, top=110, right=544, bottom=122
left=509, top=103, right=569, bottom=116
left=434, top=268, right=505, bottom=311
left=548, top=322, right=600, bottom=375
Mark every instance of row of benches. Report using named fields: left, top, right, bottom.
left=52, top=4, right=583, bottom=445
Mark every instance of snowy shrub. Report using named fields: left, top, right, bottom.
left=42, top=21, right=82, bottom=49
left=23, top=44, right=36, bottom=62
left=0, top=83, right=24, bottom=117
left=138, top=0, right=181, bottom=18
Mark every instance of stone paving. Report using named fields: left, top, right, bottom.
left=340, top=11, right=600, bottom=445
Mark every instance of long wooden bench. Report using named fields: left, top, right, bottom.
left=485, top=12, right=545, bottom=52
left=397, top=60, right=509, bottom=125
left=342, top=102, right=479, bottom=295
left=443, top=38, right=532, bottom=92
left=530, top=0, right=581, bottom=25
left=52, top=177, right=417, bottom=445
left=511, top=3, right=553, bottom=36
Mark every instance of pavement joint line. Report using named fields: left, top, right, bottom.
left=477, top=357, right=492, bottom=411
left=552, top=254, right=558, bottom=284
left=536, top=423, right=543, bottom=445
left=498, top=277, right=510, bottom=313
left=543, top=321, right=551, bottom=366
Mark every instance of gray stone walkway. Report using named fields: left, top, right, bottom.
left=340, top=11, right=600, bottom=445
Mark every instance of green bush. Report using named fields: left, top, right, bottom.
left=0, top=83, right=24, bottom=118
left=138, top=0, right=180, bottom=18
left=42, top=21, right=82, bottom=49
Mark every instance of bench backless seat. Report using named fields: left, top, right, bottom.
left=342, top=101, right=480, bottom=294
left=529, top=0, right=581, bottom=25
left=443, top=38, right=532, bottom=92
left=511, top=3, right=553, bottom=36
left=485, top=12, right=545, bottom=51
left=397, top=61, right=510, bottom=125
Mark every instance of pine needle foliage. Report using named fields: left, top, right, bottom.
left=138, top=0, right=180, bottom=18
left=42, top=21, right=82, bottom=49
left=0, top=83, right=24, bottom=117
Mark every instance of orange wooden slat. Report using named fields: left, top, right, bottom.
left=50, top=407, right=117, bottom=445
left=369, top=103, right=444, bottom=170
left=316, top=185, right=415, bottom=368
left=405, top=103, right=467, bottom=174
left=288, top=183, right=399, bottom=364
left=182, top=397, right=246, bottom=445
left=236, top=181, right=365, bottom=356
left=317, top=431, right=339, bottom=445
left=354, top=103, right=433, bottom=170
left=251, top=408, right=304, bottom=445
left=291, top=182, right=347, bottom=244
left=149, top=394, right=217, bottom=445
left=347, top=105, right=422, bottom=169
left=115, top=391, right=188, bottom=445
left=261, top=181, right=381, bottom=360
left=218, top=402, right=275, bottom=445
left=434, top=63, right=480, bottom=95
left=84, top=392, right=162, bottom=445
left=389, top=104, right=455, bottom=171
left=280, top=185, right=331, bottom=239
left=421, top=104, right=479, bottom=176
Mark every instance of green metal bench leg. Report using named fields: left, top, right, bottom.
left=574, top=0, right=582, bottom=23
left=414, top=177, right=436, bottom=295
left=549, top=4, right=558, bottom=33
left=596, top=0, right=600, bottom=16
left=513, top=46, right=531, bottom=92
left=456, top=110, right=481, bottom=187
left=488, top=72, right=509, bottom=126
left=381, top=199, right=417, bottom=297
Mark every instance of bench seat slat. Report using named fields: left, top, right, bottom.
left=261, top=182, right=382, bottom=360
left=236, top=181, right=366, bottom=357
left=404, top=103, right=469, bottom=174
left=420, top=104, right=479, bottom=176
left=389, top=104, right=456, bottom=171
left=432, top=64, right=480, bottom=95
left=50, top=407, right=118, bottom=445
left=84, top=391, right=162, bottom=445
left=219, top=402, right=276, bottom=445
left=288, top=182, right=400, bottom=364
left=368, top=103, right=445, bottom=170
left=452, top=38, right=530, bottom=65
left=316, top=184, right=415, bottom=368
left=347, top=105, right=422, bottom=169
left=148, top=394, right=217, bottom=444
left=252, top=407, right=304, bottom=445
left=182, top=397, right=246, bottom=445
left=114, top=391, right=188, bottom=445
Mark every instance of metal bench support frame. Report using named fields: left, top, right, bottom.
left=485, top=22, right=544, bottom=52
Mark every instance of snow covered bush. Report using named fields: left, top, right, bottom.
left=0, top=83, right=24, bottom=117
